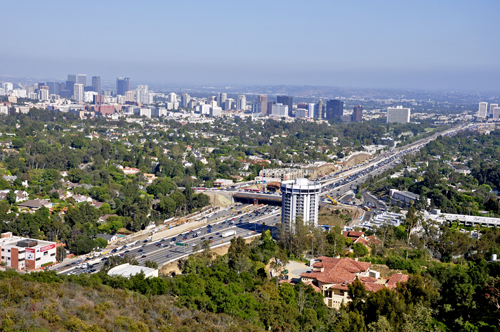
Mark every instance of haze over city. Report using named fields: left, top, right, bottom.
left=2, top=0, right=500, bottom=90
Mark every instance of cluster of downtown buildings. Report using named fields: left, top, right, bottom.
left=477, top=102, right=500, bottom=120
left=1, top=76, right=412, bottom=124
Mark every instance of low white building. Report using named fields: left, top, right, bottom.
left=108, top=263, right=158, bottom=278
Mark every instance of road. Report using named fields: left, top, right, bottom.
left=58, top=206, right=283, bottom=276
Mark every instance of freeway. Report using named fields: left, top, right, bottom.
left=58, top=206, right=282, bottom=276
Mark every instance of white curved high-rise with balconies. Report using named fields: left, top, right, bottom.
left=281, top=178, right=321, bottom=232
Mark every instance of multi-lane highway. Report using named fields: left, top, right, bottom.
left=58, top=205, right=282, bottom=276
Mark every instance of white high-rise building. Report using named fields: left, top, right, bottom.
left=210, top=106, right=222, bottom=117
left=478, top=102, right=488, bottom=118
left=2, top=82, right=13, bottom=92
left=281, top=178, right=321, bottom=232
left=493, top=107, right=500, bottom=120
left=308, top=103, right=315, bottom=118
left=84, top=91, right=98, bottom=103
left=168, top=93, right=177, bottom=103
left=295, top=109, right=308, bottom=118
left=489, top=103, right=498, bottom=117
left=237, top=95, right=246, bottom=110
left=125, top=91, right=135, bottom=102
left=387, top=106, right=411, bottom=124
left=271, top=103, right=288, bottom=117
left=38, top=89, right=49, bottom=101
left=73, top=84, right=84, bottom=102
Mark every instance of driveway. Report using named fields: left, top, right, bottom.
left=285, top=261, right=311, bottom=282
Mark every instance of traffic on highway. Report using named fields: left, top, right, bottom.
left=57, top=205, right=282, bottom=276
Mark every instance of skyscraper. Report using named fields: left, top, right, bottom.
left=277, top=95, right=293, bottom=117
left=281, top=178, right=321, bottom=232
left=66, top=74, right=76, bottom=94
left=387, top=106, right=411, bottom=124
left=92, top=76, right=101, bottom=95
left=116, top=77, right=131, bottom=95
left=236, top=95, right=246, bottom=110
left=220, top=93, right=227, bottom=107
left=325, top=100, right=343, bottom=119
left=352, top=105, right=363, bottom=122
left=181, top=93, right=190, bottom=107
left=489, top=103, right=498, bottom=118
left=258, top=95, right=268, bottom=116
left=77, top=74, right=87, bottom=86
left=73, top=84, right=84, bottom=102
left=478, top=102, right=488, bottom=118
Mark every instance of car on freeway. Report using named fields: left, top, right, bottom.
left=90, top=269, right=96, bottom=273
left=141, top=255, right=147, bottom=258
left=201, top=237, right=205, bottom=240
left=216, top=233, right=220, bottom=235
left=124, top=250, right=129, bottom=253
left=209, top=236, right=213, bottom=240
left=101, top=257, right=107, bottom=261
left=138, top=249, right=144, bottom=252
left=167, top=254, right=172, bottom=258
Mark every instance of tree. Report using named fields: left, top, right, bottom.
left=353, top=242, right=369, bottom=257
left=56, top=246, right=67, bottom=262
left=6, top=190, right=16, bottom=205
left=94, top=237, right=108, bottom=249
left=404, top=207, right=423, bottom=246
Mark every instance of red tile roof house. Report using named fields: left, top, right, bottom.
left=300, top=256, right=409, bottom=309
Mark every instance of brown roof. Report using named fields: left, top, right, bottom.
left=355, top=237, right=371, bottom=246
left=301, top=257, right=371, bottom=284
left=343, top=231, right=364, bottom=238
left=367, top=235, right=381, bottom=245
left=387, top=274, right=410, bottom=289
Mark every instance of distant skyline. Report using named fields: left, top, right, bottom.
left=1, top=0, right=500, bottom=91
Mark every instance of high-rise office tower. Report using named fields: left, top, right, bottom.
left=281, top=178, right=321, bottom=232
left=46, top=82, right=57, bottom=95
left=387, top=106, right=411, bottom=124
left=267, top=101, right=275, bottom=115
left=489, top=103, right=498, bottom=118
left=277, top=95, right=293, bottom=117
left=307, top=104, right=315, bottom=118
left=317, top=100, right=323, bottom=119
left=181, top=93, right=190, bottom=107
left=66, top=75, right=76, bottom=94
left=168, top=92, right=177, bottom=103
left=77, top=74, right=87, bottom=86
left=236, top=95, right=246, bottom=110
left=38, top=86, right=49, bottom=101
left=271, top=103, right=288, bottom=117
left=325, top=100, right=344, bottom=119
left=116, top=77, right=131, bottom=95
left=258, top=95, right=268, bottom=115
left=73, top=84, right=84, bottom=102
left=352, top=105, right=363, bottom=122
left=220, top=93, right=227, bottom=107
left=92, top=76, right=101, bottom=95
left=478, top=102, right=488, bottom=118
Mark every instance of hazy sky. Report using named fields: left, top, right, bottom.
left=1, top=0, right=500, bottom=90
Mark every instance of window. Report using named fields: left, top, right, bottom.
left=18, top=258, right=25, bottom=261
left=7, top=250, right=10, bottom=253
left=8, top=257, right=11, bottom=260
left=36, top=258, right=40, bottom=261
left=50, top=253, right=55, bottom=256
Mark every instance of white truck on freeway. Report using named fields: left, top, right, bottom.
left=221, top=230, right=236, bottom=238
